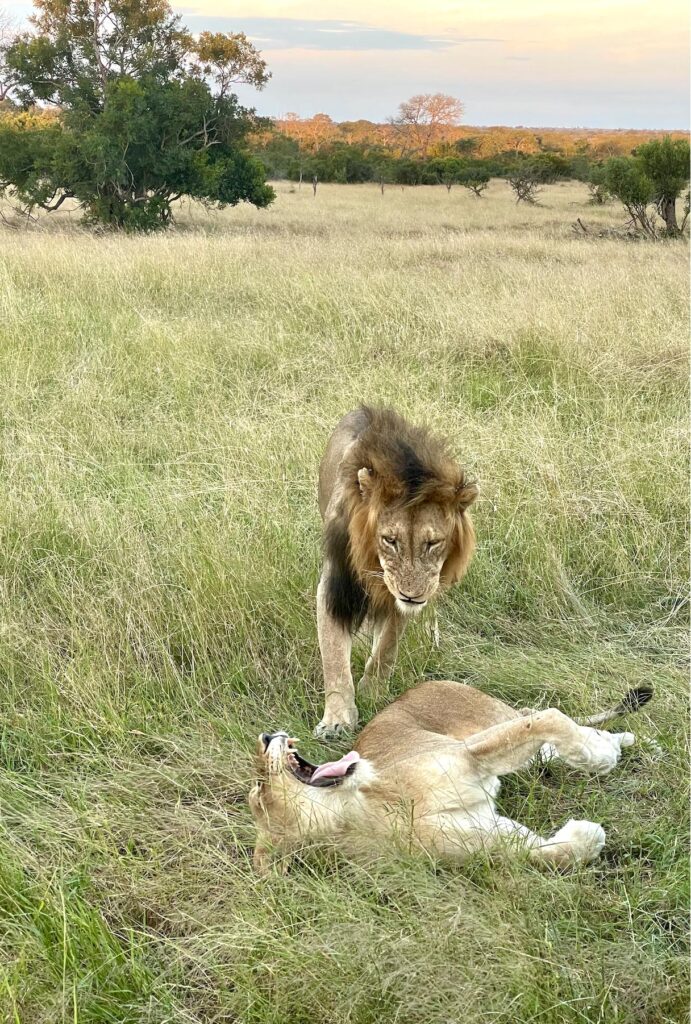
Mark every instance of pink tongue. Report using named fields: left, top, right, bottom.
left=311, top=750, right=360, bottom=784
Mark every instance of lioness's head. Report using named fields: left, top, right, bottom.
left=356, top=465, right=478, bottom=615
left=253, top=731, right=362, bottom=787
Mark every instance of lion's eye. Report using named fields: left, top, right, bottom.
left=382, top=536, right=397, bottom=548
left=426, top=539, right=443, bottom=552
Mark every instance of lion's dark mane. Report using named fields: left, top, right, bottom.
left=322, top=406, right=477, bottom=630
left=323, top=515, right=369, bottom=629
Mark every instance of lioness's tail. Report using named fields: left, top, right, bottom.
left=579, top=685, right=654, bottom=728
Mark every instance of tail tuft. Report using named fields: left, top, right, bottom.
left=579, top=684, right=654, bottom=727
left=619, top=686, right=654, bottom=712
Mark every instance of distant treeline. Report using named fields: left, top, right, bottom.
left=251, top=116, right=689, bottom=189
left=253, top=136, right=585, bottom=188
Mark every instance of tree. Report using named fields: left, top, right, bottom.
left=454, top=137, right=479, bottom=158
left=508, top=170, right=543, bottom=205
left=390, top=93, right=463, bottom=158
left=278, top=113, right=337, bottom=153
left=0, top=0, right=274, bottom=229
left=587, top=164, right=609, bottom=204
left=192, top=31, right=270, bottom=97
left=458, top=164, right=490, bottom=198
left=507, top=153, right=568, bottom=204
left=0, top=8, right=18, bottom=102
left=251, top=128, right=300, bottom=180
left=601, top=157, right=658, bottom=237
left=307, top=114, right=337, bottom=152
left=682, top=189, right=690, bottom=234
left=635, top=136, right=690, bottom=234
left=601, top=139, right=690, bottom=237
left=427, top=156, right=464, bottom=192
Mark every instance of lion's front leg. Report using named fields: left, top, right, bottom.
left=359, top=610, right=407, bottom=699
left=419, top=812, right=606, bottom=869
left=314, top=569, right=358, bottom=739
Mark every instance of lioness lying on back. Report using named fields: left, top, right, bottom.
left=315, top=406, right=478, bottom=739
left=250, top=680, right=651, bottom=875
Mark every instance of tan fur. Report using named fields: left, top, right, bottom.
left=315, top=407, right=478, bottom=738
left=251, top=680, right=638, bottom=874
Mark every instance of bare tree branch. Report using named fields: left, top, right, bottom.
left=0, top=7, right=19, bottom=102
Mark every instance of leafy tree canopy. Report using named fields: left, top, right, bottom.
left=603, top=138, right=689, bottom=235
left=0, top=0, right=274, bottom=229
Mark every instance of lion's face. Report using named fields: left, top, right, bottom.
left=375, top=502, right=452, bottom=615
left=342, top=452, right=478, bottom=620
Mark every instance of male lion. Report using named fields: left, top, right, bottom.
left=249, top=680, right=651, bottom=875
left=314, top=406, right=478, bottom=739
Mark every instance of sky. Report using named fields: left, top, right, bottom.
left=176, top=0, right=690, bottom=128
left=9, top=0, right=690, bottom=128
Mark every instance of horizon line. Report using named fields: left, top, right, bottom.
left=270, top=117, right=690, bottom=133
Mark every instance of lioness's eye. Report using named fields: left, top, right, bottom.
left=382, top=536, right=397, bottom=547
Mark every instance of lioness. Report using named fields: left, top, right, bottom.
left=315, top=406, right=478, bottom=739
left=250, top=680, right=651, bottom=875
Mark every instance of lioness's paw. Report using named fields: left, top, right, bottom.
left=550, top=819, right=606, bottom=865
left=314, top=706, right=358, bottom=741
left=564, top=728, right=635, bottom=775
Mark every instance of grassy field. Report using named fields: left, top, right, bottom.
left=0, top=179, right=688, bottom=1023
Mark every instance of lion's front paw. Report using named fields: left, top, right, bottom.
left=314, top=705, right=358, bottom=741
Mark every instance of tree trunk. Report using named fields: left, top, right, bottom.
left=659, top=195, right=678, bottom=234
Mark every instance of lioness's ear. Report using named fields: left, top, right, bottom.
left=455, top=480, right=479, bottom=513
left=357, top=467, right=374, bottom=498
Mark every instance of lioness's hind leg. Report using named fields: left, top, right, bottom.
left=463, top=709, right=635, bottom=777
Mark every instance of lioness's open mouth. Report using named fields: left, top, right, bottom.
left=261, top=733, right=360, bottom=788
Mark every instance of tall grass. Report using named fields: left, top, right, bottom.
left=0, top=180, right=688, bottom=1023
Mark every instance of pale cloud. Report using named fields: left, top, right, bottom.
left=181, top=15, right=502, bottom=50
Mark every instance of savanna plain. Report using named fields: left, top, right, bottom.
left=0, top=180, right=688, bottom=1023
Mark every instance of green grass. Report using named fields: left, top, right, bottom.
left=0, top=180, right=688, bottom=1023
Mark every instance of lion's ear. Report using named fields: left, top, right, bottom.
left=357, top=467, right=374, bottom=499
left=455, top=480, right=479, bottom=513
